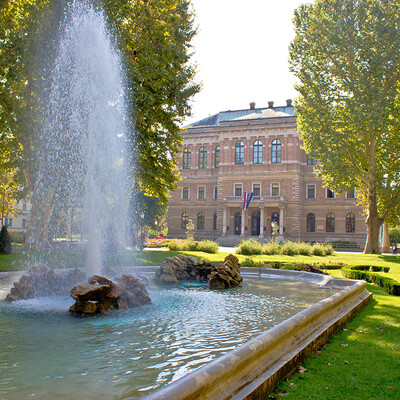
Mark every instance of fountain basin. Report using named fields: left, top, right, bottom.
left=0, top=268, right=370, bottom=399
left=139, top=268, right=371, bottom=400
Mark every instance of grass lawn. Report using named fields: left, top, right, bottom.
left=269, top=278, right=400, bottom=400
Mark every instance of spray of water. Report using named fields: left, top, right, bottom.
left=38, top=1, right=129, bottom=274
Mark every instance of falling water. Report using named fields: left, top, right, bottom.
left=39, top=1, right=129, bottom=274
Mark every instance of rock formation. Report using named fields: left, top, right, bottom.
left=69, top=274, right=151, bottom=316
left=209, top=254, right=243, bottom=289
left=154, top=254, right=243, bottom=289
left=4, top=266, right=86, bottom=302
left=154, top=254, right=213, bottom=284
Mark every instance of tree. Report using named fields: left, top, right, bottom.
left=102, top=0, right=200, bottom=203
left=290, top=0, right=400, bottom=254
left=0, top=0, right=199, bottom=248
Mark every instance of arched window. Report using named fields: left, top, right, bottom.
left=181, top=212, right=189, bottom=229
left=307, top=213, right=316, bottom=232
left=346, top=212, right=355, bottom=233
left=271, top=139, right=282, bottom=163
left=198, top=146, right=207, bottom=169
left=214, top=146, right=220, bottom=168
left=197, top=212, right=205, bottom=230
left=213, top=213, right=217, bottom=230
left=253, top=140, right=263, bottom=164
left=326, top=213, right=335, bottom=232
left=183, top=148, right=191, bottom=169
left=235, top=141, right=245, bottom=165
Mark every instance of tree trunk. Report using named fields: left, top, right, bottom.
left=364, top=180, right=382, bottom=254
left=381, top=223, right=390, bottom=253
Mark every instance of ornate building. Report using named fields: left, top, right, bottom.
left=167, top=101, right=367, bottom=246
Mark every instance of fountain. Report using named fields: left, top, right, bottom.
left=0, top=1, right=372, bottom=399
left=30, top=0, right=128, bottom=274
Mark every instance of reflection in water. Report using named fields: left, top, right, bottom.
left=0, top=277, right=336, bottom=399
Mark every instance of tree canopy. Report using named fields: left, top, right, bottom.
left=0, top=0, right=199, bottom=205
left=290, top=0, right=400, bottom=253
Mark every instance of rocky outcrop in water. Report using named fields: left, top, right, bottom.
left=154, top=254, right=243, bottom=289
left=209, top=254, right=243, bottom=289
left=69, top=274, right=151, bottom=316
left=4, top=266, right=86, bottom=302
left=154, top=254, right=213, bottom=284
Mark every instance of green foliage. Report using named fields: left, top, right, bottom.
left=290, top=0, right=400, bottom=253
left=261, top=241, right=280, bottom=255
left=196, top=240, right=219, bottom=254
left=0, top=0, right=200, bottom=205
left=167, top=239, right=218, bottom=254
left=102, top=0, right=200, bottom=203
left=342, top=265, right=400, bottom=295
left=236, top=238, right=263, bottom=255
left=0, top=225, right=11, bottom=254
left=389, top=227, right=400, bottom=244
left=237, top=239, right=333, bottom=256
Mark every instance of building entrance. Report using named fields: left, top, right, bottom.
left=251, top=210, right=260, bottom=235
left=234, top=212, right=241, bottom=235
left=271, top=212, right=280, bottom=233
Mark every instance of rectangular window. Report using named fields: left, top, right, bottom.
left=326, top=188, right=335, bottom=198
left=306, top=154, right=317, bottom=165
left=214, top=186, right=218, bottom=199
left=182, top=187, right=189, bottom=200
left=346, top=189, right=355, bottom=198
left=198, top=186, right=205, bottom=200
left=307, top=184, right=316, bottom=199
left=4, top=218, right=12, bottom=227
left=22, top=219, right=26, bottom=229
left=252, top=183, right=261, bottom=197
left=22, top=203, right=27, bottom=211
left=234, top=184, right=243, bottom=197
left=271, top=183, right=280, bottom=197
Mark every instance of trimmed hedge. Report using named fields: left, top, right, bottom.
left=342, top=265, right=400, bottom=295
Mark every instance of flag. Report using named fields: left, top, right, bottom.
left=243, top=192, right=254, bottom=210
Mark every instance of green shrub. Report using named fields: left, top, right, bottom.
left=261, top=241, right=280, bottom=255
left=311, top=243, right=328, bottom=256
left=279, top=241, right=299, bottom=256
left=316, top=261, right=346, bottom=270
left=167, top=239, right=187, bottom=251
left=342, top=266, right=400, bottom=295
left=296, top=242, right=313, bottom=256
left=196, top=240, right=219, bottom=254
left=383, top=267, right=390, bottom=273
left=323, top=243, right=334, bottom=255
left=264, top=261, right=286, bottom=269
left=236, top=239, right=262, bottom=255
left=242, top=257, right=265, bottom=268
left=186, top=240, right=198, bottom=251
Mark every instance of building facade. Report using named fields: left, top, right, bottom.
left=168, top=101, right=367, bottom=246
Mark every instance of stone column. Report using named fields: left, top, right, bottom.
left=222, top=207, right=227, bottom=237
left=240, top=208, right=245, bottom=238
left=279, top=206, right=284, bottom=241
left=259, top=206, right=264, bottom=239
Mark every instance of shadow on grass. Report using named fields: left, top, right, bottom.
left=378, top=254, right=400, bottom=264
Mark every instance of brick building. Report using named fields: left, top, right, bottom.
left=167, top=101, right=367, bottom=247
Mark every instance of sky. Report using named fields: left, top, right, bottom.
left=186, top=0, right=313, bottom=124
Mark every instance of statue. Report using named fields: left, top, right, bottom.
left=186, top=219, right=195, bottom=241
left=271, top=221, right=279, bottom=243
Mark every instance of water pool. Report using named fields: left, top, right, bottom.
left=0, top=275, right=336, bottom=400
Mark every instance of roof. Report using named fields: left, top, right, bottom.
left=186, top=104, right=295, bottom=128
